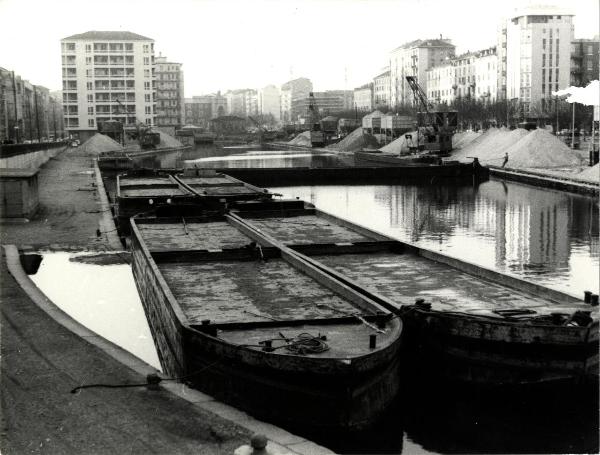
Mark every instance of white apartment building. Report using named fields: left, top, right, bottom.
left=61, top=31, right=156, bottom=141
left=353, top=83, right=373, bottom=111
left=244, top=89, right=259, bottom=117
left=389, top=38, right=455, bottom=107
left=373, top=69, right=391, bottom=108
left=426, top=63, right=455, bottom=105
left=473, top=47, right=497, bottom=102
left=258, top=85, right=281, bottom=121
left=155, top=54, right=184, bottom=134
left=502, top=5, right=574, bottom=115
left=280, top=77, right=312, bottom=123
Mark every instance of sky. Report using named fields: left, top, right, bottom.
left=0, top=0, right=598, bottom=97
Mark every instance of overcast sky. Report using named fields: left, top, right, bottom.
left=0, top=0, right=597, bottom=96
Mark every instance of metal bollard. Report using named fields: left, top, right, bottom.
left=146, top=373, right=161, bottom=391
left=584, top=291, right=592, bottom=303
left=591, top=294, right=599, bottom=306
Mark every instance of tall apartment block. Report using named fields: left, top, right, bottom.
left=570, top=38, right=600, bottom=86
left=500, top=6, right=574, bottom=115
left=155, top=54, right=184, bottom=135
left=389, top=38, right=455, bottom=107
left=373, top=69, right=390, bottom=109
left=60, top=31, right=157, bottom=142
left=258, top=85, right=281, bottom=121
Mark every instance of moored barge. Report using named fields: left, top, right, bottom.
left=130, top=209, right=403, bottom=431
left=229, top=201, right=599, bottom=387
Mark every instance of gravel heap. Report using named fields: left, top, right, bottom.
left=451, top=128, right=526, bottom=162
left=502, top=129, right=583, bottom=168
left=575, top=163, right=599, bottom=183
left=81, top=133, right=123, bottom=154
left=378, top=130, right=423, bottom=155
left=327, top=127, right=379, bottom=152
left=452, top=130, right=483, bottom=149
left=157, top=131, right=183, bottom=148
left=288, top=131, right=312, bottom=147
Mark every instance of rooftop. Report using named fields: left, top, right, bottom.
left=62, top=31, right=153, bottom=41
left=511, top=4, right=575, bottom=19
left=392, top=38, right=455, bottom=52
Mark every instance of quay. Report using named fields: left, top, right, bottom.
left=0, top=140, right=333, bottom=454
left=489, top=166, right=599, bottom=195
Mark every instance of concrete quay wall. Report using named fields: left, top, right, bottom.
left=0, top=142, right=68, bottom=169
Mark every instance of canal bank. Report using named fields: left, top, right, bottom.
left=0, top=140, right=332, bottom=455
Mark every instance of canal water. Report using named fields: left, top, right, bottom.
left=30, top=144, right=598, bottom=454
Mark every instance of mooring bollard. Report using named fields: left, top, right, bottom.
left=591, top=294, right=599, bottom=306
left=369, top=334, right=377, bottom=349
left=584, top=291, right=592, bottom=303
left=234, top=433, right=271, bottom=455
left=146, top=373, right=161, bottom=391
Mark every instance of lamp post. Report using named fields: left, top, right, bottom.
left=571, top=102, right=576, bottom=149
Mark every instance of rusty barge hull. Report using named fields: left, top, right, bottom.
left=130, top=213, right=403, bottom=431
left=229, top=202, right=599, bottom=386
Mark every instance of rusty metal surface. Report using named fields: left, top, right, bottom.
left=246, top=215, right=372, bottom=245
left=316, top=252, right=594, bottom=317
left=158, top=259, right=358, bottom=325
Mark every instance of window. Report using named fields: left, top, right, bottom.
left=88, top=106, right=94, bottom=115
left=85, top=44, right=91, bottom=53
left=556, top=69, right=559, bottom=80
left=65, top=42, right=75, bottom=51
left=88, top=119, right=95, bottom=127
left=144, top=81, right=150, bottom=90
left=144, top=57, right=149, bottom=65
left=143, top=44, right=149, bottom=53
left=87, top=94, right=93, bottom=103
left=145, top=93, right=151, bottom=102
left=587, top=45, right=594, bottom=54
left=125, top=43, right=133, bottom=52
left=87, top=82, right=93, bottom=90
left=144, top=69, right=150, bottom=77
left=86, top=69, right=92, bottom=78
left=145, top=106, right=152, bottom=114
left=86, top=57, right=92, bottom=65
left=542, top=39, right=546, bottom=49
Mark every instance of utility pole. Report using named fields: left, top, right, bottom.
left=571, top=102, right=575, bottom=149
left=11, top=71, right=19, bottom=143
left=555, top=96, right=559, bottom=134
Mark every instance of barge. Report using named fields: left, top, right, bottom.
left=229, top=201, right=599, bottom=387
left=129, top=209, right=403, bottom=431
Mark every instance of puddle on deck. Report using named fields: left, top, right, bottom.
left=27, top=251, right=161, bottom=370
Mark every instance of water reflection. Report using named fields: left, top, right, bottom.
left=29, top=252, right=161, bottom=369
left=271, top=180, right=599, bottom=296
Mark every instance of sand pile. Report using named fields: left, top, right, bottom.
left=379, top=130, right=424, bottom=155
left=327, top=127, right=379, bottom=152
left=157, top=131, right=183, bottom=148
left=452, top=130, right=483, bottom=149
left=502, top=129, right=583, bottom=168
left=288, top=131, right=312, bottom=147
left=574, top=163, right=599, bottom=183
left=81, top=133, right=123, bottom=154
left=451, top=127, right=528, bottom=162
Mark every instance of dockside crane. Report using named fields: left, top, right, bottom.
left=111, top=98, right=160, bottom=149
left=307, top=93, right=325, bottom=147
left=405, top=75, right=457, bottom=155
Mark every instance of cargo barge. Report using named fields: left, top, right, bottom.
left=229, top=201, right=599, bottom=387
left=129, top=208, right=403, bottom=431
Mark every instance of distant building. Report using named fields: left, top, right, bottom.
left=154, top=54, right=184, bottom=134
left=353, top=83, right=373, bottom=111
left=500, top=6, right=574, bottom=115
left=571, top=38, right=600, bottom=86
left=258, top=85, right=280, bottom=121
left=280, top=77, right=313, bottom=123
left=225, top=89, right=253, bottom=116
left=210, top=115, right=246, bottom=135
left=426, top=62, right=455, bottom=105
left=373, top=69, right=391, bottom=109
left=60, top=31, right=157, bottom=142
left=184, top=93, right=227, bottom=128
left=0, top=67, right=63, bottom=143
left=295, top=90, right=353, bottom=116
left=389, top=38, right=456, bottom=107
left=244, top=89, right=259, bottom=116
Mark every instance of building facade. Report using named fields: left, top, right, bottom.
left=154, top=54, right=184, bottom=134
left=280, top=77, right=313, bottom=123
left=502, top=6, right=574, bottom=115
left=60, top=31, right=157, bottom=142
left=353, top=83, right=373, bottom=111
left=295, top=90, right=353, bottom=116
left=244, top=89, right=259, bottom=116
left=571, top=38, right=600, bottom=86
left=389, top=38, right=455, bottom=107
left=184, top=93, right=227, bottom=128
left=258, top=85, right=281, bottom=121
left=373, top=69, right=391, bottom=109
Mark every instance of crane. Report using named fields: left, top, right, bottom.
left=405, top=76, right=456, bottom=155
left=112, top=98, right=160, bottom=149
left=306, top=93, right=325, bottom=147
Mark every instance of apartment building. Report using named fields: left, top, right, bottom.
left=184, top=93, right=227, bottom=128
left=244, top=89, right=259, bottom=116
left=60, top=31, right=156, bottom=142
left=280, top=77, right=313, bottom=123
left=353, top=83, right=373, bottom=111
left=426, top=63, right=455, bottom=105
left=258, top=85, right=281, bottom=121
left=155, top=54, right=184, bottom=135
left=373, top=69, right=391, bottom=109
left=571, top=38, right=600, bottom=86
left=295, top=90, right=353, bottom=116
left=389, top=38, right=455, bottom=107
left=501, top=6, right=574, bottom=115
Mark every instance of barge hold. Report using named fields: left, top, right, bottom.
left=229, top=202, right=599, bottom=387
left=129, top=210, right=403, bottom=431
left=115, top=170, right=272, bottom=233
